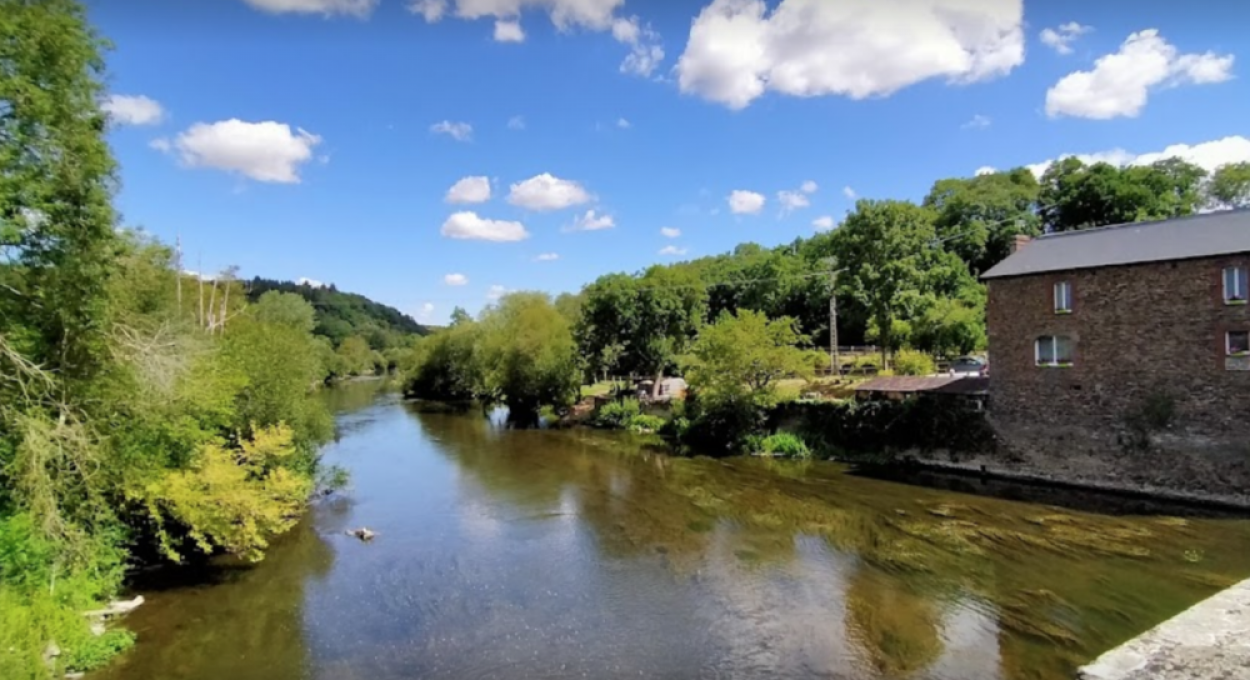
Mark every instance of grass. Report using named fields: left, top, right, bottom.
left=775, top=376, right=868, bottom=402
left=581, top=381, right=624, bottom=398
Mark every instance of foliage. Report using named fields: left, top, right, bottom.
left=334, top=335, right=376, bottom=377
left=476, top=293, right=581, bottom=414
left=250, top=291, right=317, bottom=334
left=684, top=309, right=811, bottom=405
left=1038, top=157, right=1208, bottom=232
left=245, top=277, right=426, bottom=349
left=745, top=432, right=811, bottom=458
left=909, top=297, right=986, bottom=357
left=1208, top=162, right=1250, bottom=209
left=402, top=323, right=482, bottom=402
left=922, top=168, right=1041, bottom=275
left=628, top=414, right=667, bottom=434
left=594, top=398, right=642, bottom=429
left=678, top=392, right=770, bottom=457
left=135, top=425, right=312, bottom=563
left=892, top=349, right=937, bottom=376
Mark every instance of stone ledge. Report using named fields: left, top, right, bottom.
left=1077, top=579, right=1250, bottom=680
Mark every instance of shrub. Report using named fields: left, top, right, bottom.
left=893, top=349, right=936, bottom=376
left=594, top=397, right=641, bottom=429
left=681, top=396, right=768, bottom=456
left=762, top=433, right=811, bottom=458
left=628, top=414, right=667, bottom=434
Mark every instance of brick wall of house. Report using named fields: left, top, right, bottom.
left=988, top=254, right=1250, bottom=433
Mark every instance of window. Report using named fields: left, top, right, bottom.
left=1054, top=281, right=1073, bottom=314
left=1228, top=331, right=1250, bottom=357
left=1036, top=335, right=1074, bottom=367
left=1224, top=266, right=1248, bottom=304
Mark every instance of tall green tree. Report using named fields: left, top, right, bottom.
left=477, top=292, right=580, bottom=415
left=1208, top=162, right=1250, bottom=209
left=684, top=310, right=811, bottom=405
left=834, top=200, right=947, bottom=363
left=922, top=168, right=1041, bottom=274
left=0, top=0, right=119, bottom=387
left=1038, top=158, right=1207, bottom=232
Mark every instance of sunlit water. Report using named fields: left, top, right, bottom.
left=93, top=381, right=1250, bottom=680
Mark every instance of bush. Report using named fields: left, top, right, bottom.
left=594, top=397, right=641, bottom=429
left=893, top=349, right=936, bottom=376
left=748, top=432, right=811, bottom=458
left=628, top=414, right=667, bottom=434
left=680, top=395, right=768, bottom=456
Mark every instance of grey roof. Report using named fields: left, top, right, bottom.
left=854, top=376, right=988, bottom=395
left=981, top=210, right=1250, bottom=280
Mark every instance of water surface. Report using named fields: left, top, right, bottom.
left=95, top=382, right=1250, bottom=680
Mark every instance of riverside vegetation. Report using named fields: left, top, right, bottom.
left=0, top=3, right=423, bottom=677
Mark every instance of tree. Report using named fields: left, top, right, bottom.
left=251, top=291, right=317, bottom=334
left=0, top=0, right=119, bottom=387
left=477, top=292, right=580, bottom=416
left=834, top=200, right=943, bottom=364
left=910, top=297, right=986, bottom=357
left=684, top=310, right=811, bottom=405
left=1038, top=158, right=1207, bottom=232
left=923, top=168, right=1041, bottom=274
left=1208, top=162, right=1250, bottom=209
left=449, top=306, right=473, bottom=327
left=334, top=336, right=375, bottom=376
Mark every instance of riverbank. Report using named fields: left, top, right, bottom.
left=1078, top=579, right=1250, bottom=680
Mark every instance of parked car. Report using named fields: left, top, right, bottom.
left=948, top=356, right=987, bottom=376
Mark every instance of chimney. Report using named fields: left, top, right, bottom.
left=1009, top=234, right=1032, bottom=254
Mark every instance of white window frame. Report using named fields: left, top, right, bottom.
left=1223, top=266, right=1248, bottom=304
left=1035, top=335, right=1074, bottom=368
left=1054, top=281, right=1073, bottom=314
left=1227, top=331, right=1250, bottom=357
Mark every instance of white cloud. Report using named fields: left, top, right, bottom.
left=1024, top=136, right=1250, bottom=178
left=168, top=119, right=321, bottom=183
left=659, top=245, right=688, bottom=256
left=800, top=180, right=818, bottom=194
left=617, top=117, right=631, bottom=129
left=1045, top=29, right=1234, bottom=120
left=777, top=189, right=810, bottom=215
left=486, top=284, right=510, bottom=301
left=444, top=273, right=469, bottom=286
left=842, top=186, right=857, bottom=200
left=508, top=173, right=593, bottom=211
left=149, top=138, right=171, bottom=152
left=296, top=277, right=325, bottom=287
left=242, top=0, right=377, bottom=17
left=1039, top=21, right=1090, bottom=55
left=440, top=212, right=529, bottom=242
left=408, top=0, right=446, bottom=21
left=534, top=252, right=560, bottom=261
left=417, top=302, right=436, bottom=320
left=507, top=115, right=526, bottom=130
left=660, top=227, right=681, bottom=238
left=494, top=19, right=525, bottom=42
left=102, top=94, right=165, bottom=126
left=975, top=166, right=997, bottom=176
left=613, top=16, right=666, bottom=77
left=728, top=189, right=765, bottom=215
left=676, top=0, right=1024, bottom=110
left=569, top=209, right=615, bottom=231
left=812, top=215, right=835, bottom=231
left=182, top=269, right=216, bottom=282
left=430, top=120, right=474, bottom=141
left=408, top=1, right=663, bottom=77
left=962, top=114, right=992, bottom=129
left=446, top=176, right=492, bottom=204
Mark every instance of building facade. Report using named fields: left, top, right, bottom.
left=981, top=211, right=1250, bottom=499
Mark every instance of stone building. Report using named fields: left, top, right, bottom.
left=981, top=210, right=1250, bottom=499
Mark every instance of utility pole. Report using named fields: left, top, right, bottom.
left=824, top=258, right=842, bottom=378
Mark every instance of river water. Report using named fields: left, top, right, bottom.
left=94, top=382, right=1250, bottom=680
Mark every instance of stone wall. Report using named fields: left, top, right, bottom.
left=985, top=254, right=1250, bottom=499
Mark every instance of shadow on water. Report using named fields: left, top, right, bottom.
left=91, top=387, right=1250, bottom=680
left=852, top=465, right=1250, bottom=519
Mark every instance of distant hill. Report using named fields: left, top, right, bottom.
left=246, top=277, right=427, bottom=349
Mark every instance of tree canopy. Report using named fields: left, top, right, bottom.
left=246, top=277, right=427, bottom=350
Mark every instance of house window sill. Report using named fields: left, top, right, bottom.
left=1054, top=309, right=1073, bottom=315
left=1036, top=363, right=1074, bottom=369
left=1224, top=300, right=1248, bottom=306
left=1228, top=352, right=1250, bottom=358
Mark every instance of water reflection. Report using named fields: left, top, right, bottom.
left=92, top=384, right=1250, bottom=680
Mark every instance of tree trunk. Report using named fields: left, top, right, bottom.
left=651, top=369, right=663, bottom=399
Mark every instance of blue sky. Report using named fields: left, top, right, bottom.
left=89, top=0, right=1250, bottom=325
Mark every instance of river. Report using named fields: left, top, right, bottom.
left=93, top=381, right=1250, bottom=680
